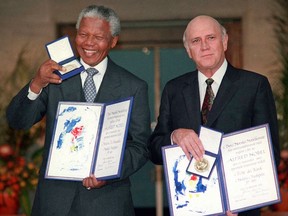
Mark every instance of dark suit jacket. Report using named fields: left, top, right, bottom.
left=7, top=57, right=151, bottom=216
left=148, top=63, right=280, bottom=216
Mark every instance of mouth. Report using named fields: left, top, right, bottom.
left=201, top=53, right=213, bottom=58
left=83, top=49, right=97, bottom=57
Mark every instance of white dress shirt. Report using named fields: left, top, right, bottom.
left=80, top=57, right=107, bottom=92
left=198, top=59, right=227, bottom=109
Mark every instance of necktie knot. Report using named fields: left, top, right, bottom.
left=206, top=78, right=214, bottom=86
left=86, top=68, right=98, bottom=77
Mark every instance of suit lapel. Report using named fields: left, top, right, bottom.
left=60, top=74, right=84, bottom=101
left=182, top=72, right=202, bottom=131
left=60, top=58, right=122, bottom=103
left=206, top=64, right=240, bottom=127
left=96, top=58, right=122, bottom=102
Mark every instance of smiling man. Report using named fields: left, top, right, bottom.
left=6, top=5, right=151, bottom=216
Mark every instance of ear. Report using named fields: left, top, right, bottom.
left=184, top=44, right=193, bottom=59
left=223, top=34, right=228, bottom=52
left=111, top=36, right=119, bottom=48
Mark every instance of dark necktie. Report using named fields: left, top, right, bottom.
left=84, top=68, right=98, bottom=103
left=201, top=78, right=214, bottom=125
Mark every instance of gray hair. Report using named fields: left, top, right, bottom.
left=76, top=5, right=121, bottom=36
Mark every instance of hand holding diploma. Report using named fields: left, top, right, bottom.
left=83, top=174, right=107, bottom=190
left=227, top=211, right=238, bottom=216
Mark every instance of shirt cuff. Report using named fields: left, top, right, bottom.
left=170, top=130, right=176, bottom=145
left=28, top=86, right=42, bottom=100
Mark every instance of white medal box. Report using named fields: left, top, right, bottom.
left=45, top=35, right=84, bottom=80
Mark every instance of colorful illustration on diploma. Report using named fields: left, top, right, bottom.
left=47, top=104, right=101, bottom=176
left=56, top=106, right=85, bottom=151
left=171, top=154, right=219, bottom=215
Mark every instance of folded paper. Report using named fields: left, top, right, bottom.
left=45, top=97, right=133, bottom=181
left=162, top=124, right=280, bottom=216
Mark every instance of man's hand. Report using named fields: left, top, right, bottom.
left=226, top=211, right=238, bottom=216
left=30, top=59, right=64, bottom=93
left=82, top=174, right=107, bottom=190
left=172, top=128, right=204, bottom=161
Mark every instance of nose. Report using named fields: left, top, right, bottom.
left=201, top=39, right=209, bottom=50
left=84, top=35, right=96, bottom=46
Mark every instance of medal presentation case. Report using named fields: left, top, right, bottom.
left=45, top=35, right=84, bottom=80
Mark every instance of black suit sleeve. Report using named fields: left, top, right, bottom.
left=148, top=85, right=174, bottom=165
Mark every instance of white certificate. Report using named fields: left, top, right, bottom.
left=93, top=99, right=133, bottom=179
left=162, top=124, right=280, bottom=216
left=220, top=124, right=280, bottom=212
left=45, top=97, right=133, bottom=181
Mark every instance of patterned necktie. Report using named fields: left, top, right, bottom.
left=84, top=68, right=98, bottom=103
left=201, top=78, right=214, bottom=125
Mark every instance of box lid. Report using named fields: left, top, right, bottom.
left=46, top=36, right=75, bottom=63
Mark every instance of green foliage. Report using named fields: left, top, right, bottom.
left=0, top=48, right=45, bottom=215
left=273, top=0, right=288, bottom=150
left=0, top=47, right=37, bottom=145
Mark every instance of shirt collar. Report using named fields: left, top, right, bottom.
left=198, top=59, right=227, bottom=86
left=80, top=57, right=108, bottom=75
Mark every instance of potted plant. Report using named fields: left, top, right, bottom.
left=0, top=48, right=44, bottom=215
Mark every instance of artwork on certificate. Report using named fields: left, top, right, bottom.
left=162, top=124, right=281, bottom=216
left=45, top=97, right=133, bottom=181
left=163, top=146, right=224, bottom=216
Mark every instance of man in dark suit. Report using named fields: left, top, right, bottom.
left=148, top=15, right=280, bottom=216
left=6, top=5, right=150, bottom=216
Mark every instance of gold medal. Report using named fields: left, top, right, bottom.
left=65, top=64, right=77, bottom=71
left=59, top=64, right=77, bottom=74
left=194, top=158, right=209, bottom=172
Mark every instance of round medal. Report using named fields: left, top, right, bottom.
left=194, top=158, right=209, bottom=172
left=64, top=64, right=77, bottom=72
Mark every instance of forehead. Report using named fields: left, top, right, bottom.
left=79, top=17, right=110, bottom=31
left=186, top=17, right=222, bottom=38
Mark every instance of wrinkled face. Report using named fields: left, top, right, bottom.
left=75, top=17, right=118, bottom=67
left=184, top=16, right=228, bottom=75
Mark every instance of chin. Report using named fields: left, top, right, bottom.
left=81, top=58, right=98, bottom=67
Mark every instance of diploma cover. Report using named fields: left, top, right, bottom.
left=45, top=97, right=133, bottom=181
left=162, top=124, right=280, bottom=216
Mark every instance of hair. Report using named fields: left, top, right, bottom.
left=76, top=5, right=121, bottom=36
left=183, top=16, right=227, bottom=48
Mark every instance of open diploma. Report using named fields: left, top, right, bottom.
left=45, top=97, right=133, bottom=181
left=162, top=124, right=280, bottom=216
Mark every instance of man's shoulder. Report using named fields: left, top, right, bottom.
left=167, top=71, right=196, bottom=85
left=227, top=64, right=268, bottom=82
left=228, top=65, right=265, bottom=78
